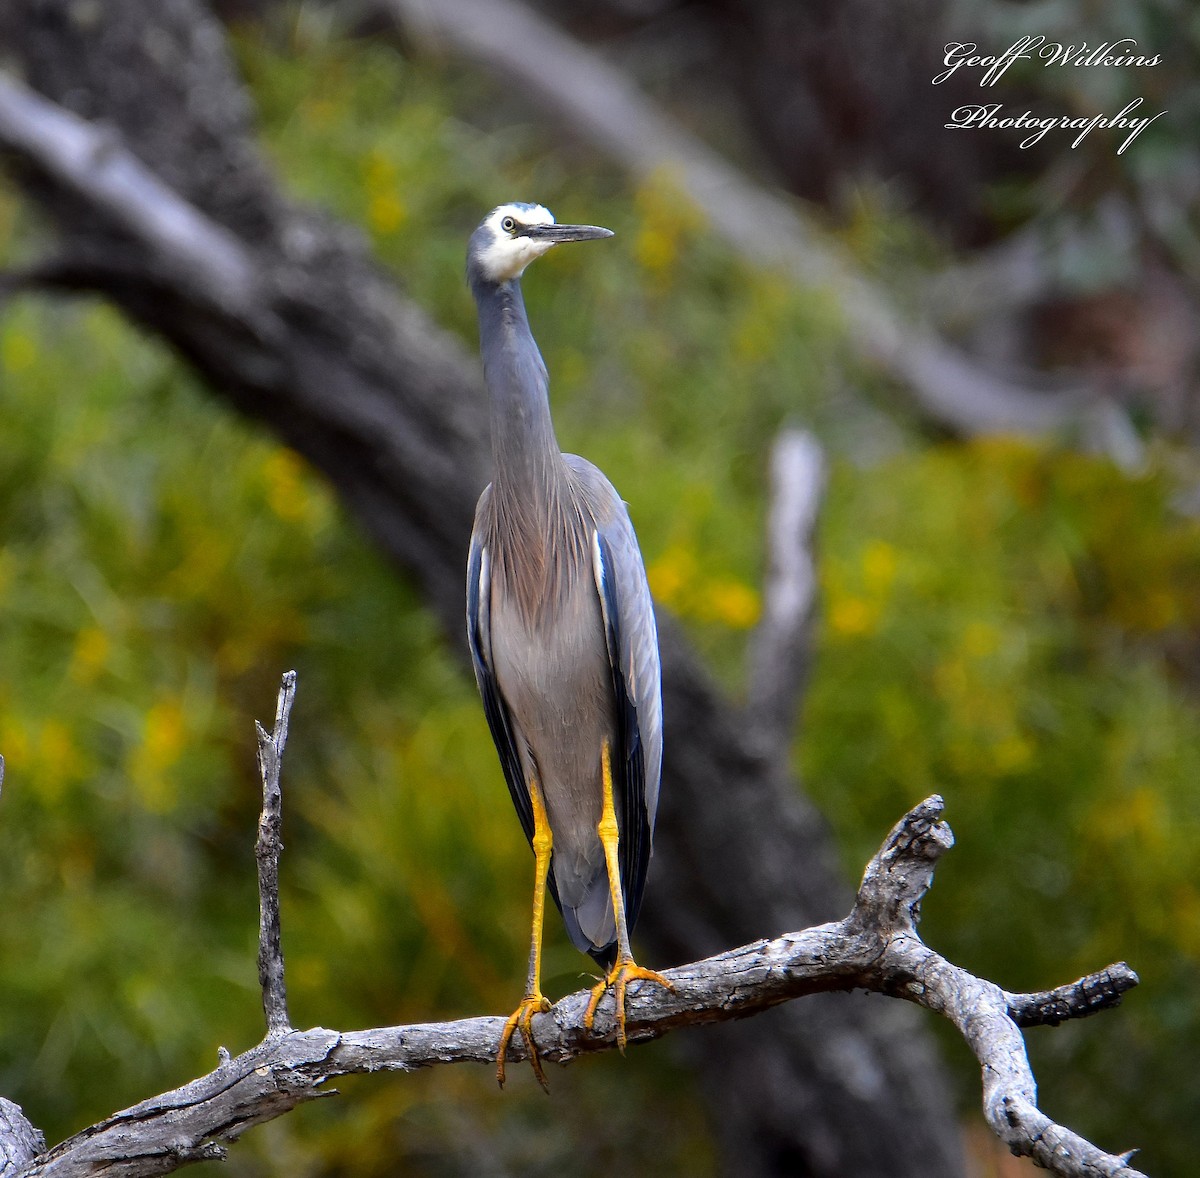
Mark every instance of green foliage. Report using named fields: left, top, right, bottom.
left=804, top=439, right=1200, bottom=1173
left=1, top=13, right=1198, bottom=1177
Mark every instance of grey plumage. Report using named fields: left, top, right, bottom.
left=464, top=203, right=662, bottom=972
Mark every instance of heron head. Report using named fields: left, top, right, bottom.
left=467, top=203, right=613, bottom=285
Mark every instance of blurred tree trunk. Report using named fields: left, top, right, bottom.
left=0, top=1, right=964, bottom=1174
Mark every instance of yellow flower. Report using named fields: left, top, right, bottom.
left=732, top=276, right=791, bottom=362
left=0, top=721, right=30, bottom=776
left=362, top=149, right=396, bottom=191
left=27, top=721, right=84, bottom=804
left=634, top=226, right=676, bottom=275
left=862, top=540, right=898, bottom=594
left=647, top=545, right=696, bottom=610
left=70, top=626, right=112, bottom=685
left=962, top=620, right=1000, bottom=660
left=992, top=732, right=1033, bottom=774
left=367, top=192, right=406, bottom=236
left=129, top=698, right=187, bottom=813
left=829, top=596, right=877, bottom=637
left=263, top=448, right=326, bottom=527
left=359, top=150, right=405, bottom=235
left=633, top=170, right=704, bottom=282
left=649, top=542, right=760, bottom=629
left=704, top=580, right=761, bottom=629
left=1122, top=786, right=1167, bottom=850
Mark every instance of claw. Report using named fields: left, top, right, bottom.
left=583, top=960, right=674, bottom=1052
left=497, top=993, right=552, bottom=1089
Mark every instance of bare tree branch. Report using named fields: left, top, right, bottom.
left=0, top=72, right=259, bottom=316
left=253, top=671, right=296, bottom=1037
left=9, top=754, right=1142, bottom=1178
left=383, top=0, right=1113, bottom=441
left=6, top=677, right=1149, bottom=1178
left=1008, top=965, right=1141, bottom=1029
left=1, top=1100, right=43, bottom=1178
left=746, top=427, right=826, bottom=754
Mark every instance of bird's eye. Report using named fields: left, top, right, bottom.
left=501, top=216, right=517, bottom=234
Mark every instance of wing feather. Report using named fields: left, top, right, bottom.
left=591, top=518, right=662, bottom=936
left=466, top=510, right=535, bottom=847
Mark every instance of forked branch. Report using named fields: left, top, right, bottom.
left=2, top=677, right=1143, bottom=1178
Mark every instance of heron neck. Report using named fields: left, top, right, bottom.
left=474, top=276, right=565, bottom=504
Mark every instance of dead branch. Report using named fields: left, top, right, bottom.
left=4, top=677, right=1142, bottom=1177
left=746, top=427, right=826, bottom=755
left=253, top=671, right=296, bottom=1037
left=1, top=1100, right=43, bottom=1177
left=1008, top=965, right=1140, bottom=1029
left=0, top=71, right=259, bottom=316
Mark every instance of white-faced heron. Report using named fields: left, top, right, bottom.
left=465, top=202, right=671, bottom=1087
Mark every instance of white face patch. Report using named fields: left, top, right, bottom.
left=475, top=203, right=558, bottom=283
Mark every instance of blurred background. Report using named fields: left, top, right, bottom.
left=1, top=0, right=1198, bottom=1175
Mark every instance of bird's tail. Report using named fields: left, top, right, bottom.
left=561, top=879, right=617, bottom=969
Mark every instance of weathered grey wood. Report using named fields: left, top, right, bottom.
left=0, top=68, right=258, bottom=313
left=746, top=427, right=826, bottom=756
left=1008, top=965, right=1140, bottom=1029
left=10, top=792, right=1142, bottom=1178
left=253, top=671, right=296, bottom=1037
left=0, top=1101, right=44, bottom=1177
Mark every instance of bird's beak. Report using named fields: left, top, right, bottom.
left=524, top=223, right=614, bottom=243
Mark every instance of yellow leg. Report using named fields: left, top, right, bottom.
left=583, top=742, right=674, bottom=1051
left=497, top=777, right=554, bottom=1089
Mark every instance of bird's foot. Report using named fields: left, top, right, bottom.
left=497, top=992, right=552, bottom=1090
left=583, top=959, right=674, bottom=1052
